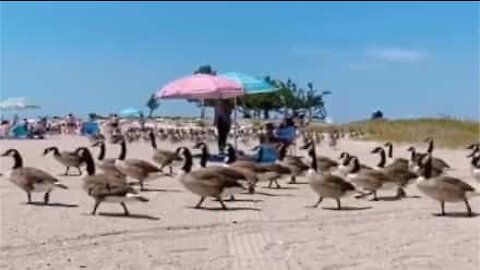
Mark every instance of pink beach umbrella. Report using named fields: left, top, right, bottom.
left=156, top=74, right=244, bottom=100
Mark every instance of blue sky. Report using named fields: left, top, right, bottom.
left=1, top=1, right=478, bottom=122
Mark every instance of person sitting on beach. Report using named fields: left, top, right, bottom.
left=0, top=120, right=11, bottom=139
left=64, top=113, right=78, bottom=134
left=275, top=117, right=297, bottom=146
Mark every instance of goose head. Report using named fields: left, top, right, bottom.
left=43, top=147, right=59, bottom=156
left=2, top=148, right=23, bottom=169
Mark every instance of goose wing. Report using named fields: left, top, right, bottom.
left=83, top=174, right=134, bottom=197
left=437, top=176, right=475, bottom=192
left=189, top=169, right=245, bottom=189
left=14, top=167, right=61, bottom=189
left=125, top=159, right=161, bottom=173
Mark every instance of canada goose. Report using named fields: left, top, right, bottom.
left=91, top=140, right=125, bottom=178
left=176, top=147, right=246, bottom=210
left=371, top=147, right=418, bottom=198
left=114, top=137, right=163, bottom=191
left=416, top=153, right=476, bottom=216
left=303, top=147, right=355, bottom=209
left=277, top=143, right=309, bottom=184
left=408, top=146, right=449, bottom=176
left=467, top=143, right=480, bottom=158
left=384, top=142, right=410, bottom=166
left=77, top=147, right=148, bottom=215
left=300, top=140, right=338, bottom=174
left=2, top=149, right=68, bottom=204
left=345, top=156, right=392, bottom=201
left=423, top=137, right=451, bottom=169
left=148, top=130, right=181, bottom=175
left=225, top=143, right=289, bottom=189
left=194, top=141, right=257, bottom=195
left=43, top=146, right=84, bottom=175
left=467, top=148, right=480, bottom=182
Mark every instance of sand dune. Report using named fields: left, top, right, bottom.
left=1, top=136, right=478, bottom=269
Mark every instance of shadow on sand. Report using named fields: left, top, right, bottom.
left=98, top=212, right=160, bottom=220
left=27, top=202, right=79, bottom=208
left=432, top=212, right=479, bottom=218
left=186, top=206, right=261, bottom=211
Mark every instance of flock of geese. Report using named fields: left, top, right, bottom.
left=1, top=129, right=479, bottom=217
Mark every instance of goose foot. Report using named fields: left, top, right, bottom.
left=195, top=197, right=205, bottom=209
left=120, top=202, right=130, bottom=216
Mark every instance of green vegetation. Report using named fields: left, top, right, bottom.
left=308, top=118, right=479, bottom=148
left=190, top=65, right=330, bottom=120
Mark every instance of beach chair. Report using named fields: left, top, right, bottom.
left=81, top=122, right=100, bottom=136
left=11, top=125, right=28, bottom=139
left=255, top=144, right=278, bottom=164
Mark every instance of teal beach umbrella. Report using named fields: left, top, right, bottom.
left=220, top=72, right=276, bottom=94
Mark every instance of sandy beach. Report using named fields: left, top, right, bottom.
left=0, top=136, right=478, bottom=270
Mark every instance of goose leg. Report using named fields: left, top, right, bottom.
left=169, top=166, right=173, bottom=176
left=372, top=191, right=378, bottom=201
left=268, top=180, right=273, bottom=188
left=226, top=195, right=236, bottom=201
left=139, top=180, right=145, bottom=191
left=440, top=201, right=445, bottom=216
left=43, top=192, right=50, bottom=205
left=91, top=200, right=101, bottom=215
left=396, top=187, right=406, bottom=199
left=195, top=196, right=206, bottom=209
left=26, top=192, right=32, bottom=204
left=275, top=180, right=281, bottom=189
left=464, top=199, right=472, bottom=216
left=289, top=175, right=296, bottom=184
left=336, top=199, right=341, bottom=210
left=217, top=197, right=228, bottom=210
left=313, top=197, right=323, bottom=208
left=120, top=202, right=130, bottom=216
left=65, top=166, right=70, bottom=175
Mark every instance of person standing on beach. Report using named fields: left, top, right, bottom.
left=214, top=100, right=232, bottom=154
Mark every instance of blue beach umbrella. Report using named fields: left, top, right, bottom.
left=119, top=107, right=142, bottom=118
left=220, top=72, right=276, bottom=94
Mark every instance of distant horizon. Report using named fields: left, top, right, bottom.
left=2, top=2, right=478, bottom=122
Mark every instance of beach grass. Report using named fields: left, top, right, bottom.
left=308, top=118, right=479, bottom=148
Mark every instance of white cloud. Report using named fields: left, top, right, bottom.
left=368, top=47, right=426, bottom=63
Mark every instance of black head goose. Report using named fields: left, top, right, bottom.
left=91, top=140, right=125, bottom=178
left=77, top=147, right=148, bottom=216
left=43, top=146, right=84, bottom=176
left=176, top=147, right=247, bottom=210
left=467, top=148, right=480, bottom=182
left=371, top=147, right=417, bottom=198
left=113, top=137, right=162, bottom=191
left=300, top=140, right=338, bottom=174
left=345, top=156, right=392, bottom=201
left=417, top=153, right=476, bottom=216
left=193, top=141, right=257, bottom=195
left=276, top=143, right=309, bottom=184
left=306, top=148, right=355, bottom=209
left=2, top=149, right=68, bottom=204
left=225, top=144, right=289, bottom=189
left=148, top=130, right=181, bottom=175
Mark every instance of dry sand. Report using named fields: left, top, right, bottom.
left=1, top=136, right=479, bottom=269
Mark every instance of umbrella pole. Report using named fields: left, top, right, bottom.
left=233, top=97, right=238, bottom=149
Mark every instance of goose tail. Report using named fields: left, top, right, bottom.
left=54, top=182, right=68, bottom=189
left=126, top=193, right=149, bottom=202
